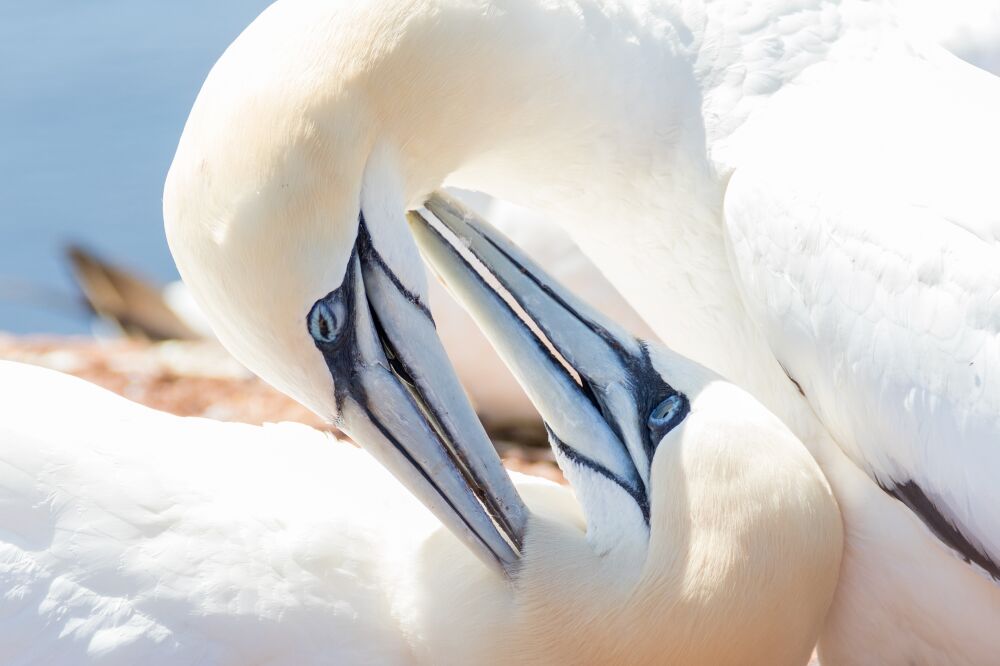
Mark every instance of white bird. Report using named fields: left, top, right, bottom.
left=899, top=0, right=1000, bottom=76
left=444, top=0, right=1000, bottom=428
left=440, top=0, right=1000, bottom=427
left=160, top=1, right=1000, bottom=663
left=66, top=198, right=651, bottom=434
left=0, top=195, right=840, bottom=663
left=430, top=193, right=656, bottom=426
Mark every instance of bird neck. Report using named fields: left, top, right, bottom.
left=373, top=0, right=872, bottom=436
left=377, top=1, right=705, bottom=203
left=378, top=0, right=893, bottom=193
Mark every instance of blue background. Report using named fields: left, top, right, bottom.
left=0, top=1, right=272, bottom=334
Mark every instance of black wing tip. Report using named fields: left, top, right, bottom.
left=881, top=479, right=1000, bottom=582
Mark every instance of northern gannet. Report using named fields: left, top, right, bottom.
left=67, top=198, right=652, bottom=431
left=428, top=194, right=656, bottom=427
left=162, top=1, right=1000, bottom=662
left=1, top=202, right=840, bottom=663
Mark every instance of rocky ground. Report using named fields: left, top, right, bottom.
left=0, top=334, right=563, bottom=483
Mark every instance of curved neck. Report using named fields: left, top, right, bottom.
left=371, top=1, right=706, bottom=204
left=376, top=0, right=888, bottom=198
left=368, top=0, right=788, bottom=420
left=368, top=0, right=836, bottom=432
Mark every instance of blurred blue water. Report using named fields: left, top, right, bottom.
left=0, top=1, right=273, bottom=334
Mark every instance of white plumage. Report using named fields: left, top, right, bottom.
left=0, top=324, right=840, bottom=663
left=0, top=361, right=453, bottom=663
left=11, top=0, right=1000, bottom=661
left=899, top=0, right=1000, bottom=76
left=66, top=193, right=651, bottom=432
left=723, top=59, right=1000, bottom=563
left=717, top=48, right=1000, bottom=661
left=154, top=1, right=1000, bottom=662
left=2, top=360, right=593, bottom=663
left=430, top=194, right=655, bottom=425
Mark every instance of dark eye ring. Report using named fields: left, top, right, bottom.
left=648, top=393, right=688, bottom=437
left=308, top=298, right=346, bottom=345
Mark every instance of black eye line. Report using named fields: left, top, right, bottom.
left=420, top=222, right=654, bottom=505
left=546, top=425, right=650, bottom=524
left=369, top=398, right=493, bottom=549
left=307, top=247, right=362, bottom=415
left=306, top=221, right=367, bottom=349
left=420, top=221, right=584, bottom=396
left=367, top=294, right=419, bottom=393
left=307, top=205, right=439, bottom=416
left=313, top=301, right=494, bottom=558
left=420, top=220, right=693, bottom=523
left=604, top=341, right=689, bottom=465
left=457, top=216, right=692, bottom=461
left=302, top=230, right=506, bottom=563
left=464, top=217, right=633, bottom=367
left=327, top=210, right=688, bottom=530
left=357, top=212, right=435, bottom=325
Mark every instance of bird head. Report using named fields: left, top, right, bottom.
left=410, top=193, right=843, bottom=664
left=164, top=4, right=841, bottom=659
left=162, top=4, right=528, bottom=572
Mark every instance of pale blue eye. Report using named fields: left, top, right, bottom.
left=648, top=394, right=686, bottom=432
left=308, top=298, right=346, bottom=344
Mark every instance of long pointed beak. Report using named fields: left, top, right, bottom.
left=310, top=218, right=528, bottom=575
left=409, top=192, right=688, bottom=520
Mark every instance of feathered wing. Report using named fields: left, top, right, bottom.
left=722, top=56, right=1000, bottom=579
left=0, top=361, right=422, bottom=663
